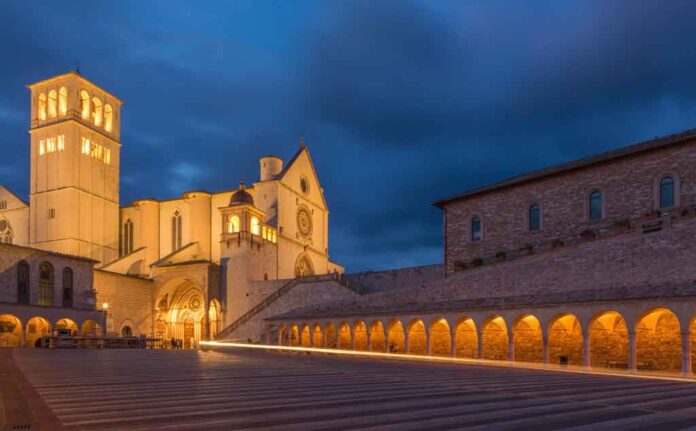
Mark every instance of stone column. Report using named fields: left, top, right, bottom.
left=508, top=331, right=515, bottom=362
left=404, top=331, right=410, bottom=354
left=21, top=327, right=26, bottom=348
left=350, top=328, right=355, bottom=350
left=628, top=330, right=637, bottom=372
left=450, top=327, right=457, bottom=357
left=681, top=330, right=692, bottom=376
left=426, top=331, right=432, bottom=355
left=367, top=328, right=372, bottom=352
left=582, top=332, right=591, bottom=369
left=542, top=332, right=550, bottom=366
left=323, top=326, right=328, bottom=349
left=477, top=331, right=483, bottom=359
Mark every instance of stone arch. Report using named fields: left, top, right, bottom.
left=407, top=319, right=427, bottom=355
left=55, top=318, right=78, bottom=337
left=0, top=314, right=22, bottom=348
left=300, top=323, right=311, bottom=347
left=325, top=322, right=337, bottom=348
left=289, top=323, right=300, bottom=346
left=482, top=315, right=509, bottom=360
left=277, top=324, right=288, bottom=346
left=312, top=323, right=323, bottom=347
left=26, top=317, right=50, bottom=348
left=387, top=320, right=405, bottom=353
left=294, top=253, right=314, bottom=277
left=353, top=320, right=368, bottom=351
left=338, top=322, right=352, bottom=349
left=635, top=307, right=681, bottom=372
left=429, top=317, right=452, bottom=356
left=155, top=278, right=206, bottom=347
left=454, top=317, right=478, bottom=358
left=369, top=321, right=386, bottom=352
left=81, top=320, right=103, bottom=337
left=589, top=310, right=628, bottom=369
left=513, top=314, right=543, bottom=363
left=547, top=313, right=583, bottom=366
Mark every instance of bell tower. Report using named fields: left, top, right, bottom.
left=27, top=72, right=122, bottom=264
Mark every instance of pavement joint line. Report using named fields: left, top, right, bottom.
left=201, top=340, right=696, bottom=384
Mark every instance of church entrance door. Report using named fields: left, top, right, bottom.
left=184, top=318, right=194, bottom=348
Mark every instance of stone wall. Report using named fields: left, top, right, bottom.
left=94, top=270, right=154, bottom=336
left=347, top=264, right=443, bottom=293
left=441, top=137, right=696, bottom=274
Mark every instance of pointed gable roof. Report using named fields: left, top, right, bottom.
left=279, top=142, right=328, bottom=209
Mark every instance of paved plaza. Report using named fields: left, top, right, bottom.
left=7, top=348, right=696, bottom=430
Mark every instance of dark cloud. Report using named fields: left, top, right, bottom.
left=1, top=1, right=696, bottom=271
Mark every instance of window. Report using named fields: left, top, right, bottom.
left=589, top=190, right=602, bottom=220
left=38, top=93, right=47, bottom=120
left=57, top=135, right=65, bottom=151
left=250, top=216, right=260, bottom=235
left=62, top=267, right=73, bottom=308
left=528, top=204, right=541, bottom=231
left=17, top=260, right=29, bottom=305
left=58, top=87, right=68, bottom=116
left=659, top=176, right=675, bottom=209
left=81, top=137, right=91, bottom=155
left=38, top=262, right=54, bottom=306
left=48, top=89, right=58, bottom=118
left=228, top=215, right=240, bottom=233
left=104, top=148, right=111, bottom=165
left=471, top=216, right=482, bottom=241
left=46, top=137, right=56, bottom=153
left=39, top=140, right=45, bottom=155
left=48, top=208, right=56, bottom=219
left=171, top=211, right=182, bottom=251
left=104, top=104, right=113, bottom=132
left=300, top=176, right=309, bottom=195
left=92, top=97, right=103, bottom=127
left=80, top=90, right=90, bottom=119
left=122, top=219, right=134, bottom=255
left=0, top=201, right=6, bottom=210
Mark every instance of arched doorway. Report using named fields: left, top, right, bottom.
left=548, top=313, right=583, bottom=366
left=636, top=308, right=681, bottom=372
left=26, top=317, right=50, bottom=348
left=294, top=253, right=314, bottom=277
left=513, top=315, right=543, bottom=363
left=325, top=322, right=337, bottom=348
left=482, top=316, right=508, bottom=360
left=155, top=280, right=206, bottom=348
left=369, top=321, right=386, bottom=352
left=55, top=318, right=78, bottom=337
left=338, top=322, right=351, bottom=349
left=589, top=311, right=628, bottom=369
left=121, top=326, right=133, bottom=337
left=454, top=317, right=478, bottom=358
left=354, top=321, right=368, bottom=351
left=429, top=318, right=452, bottom=356
left=407, top=319, right=427, bottom=355
left=0, top=314, right=22, bottom=347
left=387, top=320, right=405, bottom=353
left=82, top=320, right=103, bottom=337
left=290, top=324, right=300, bottom=346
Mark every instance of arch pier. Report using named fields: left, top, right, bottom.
left=268, top=299, right=696, bottom=376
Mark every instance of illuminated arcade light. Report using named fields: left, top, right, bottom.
left=199, top=341, right=696, bottom=384
left=102, top=302, right=109, bottom=310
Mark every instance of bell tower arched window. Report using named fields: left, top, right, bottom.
left=38, top=262, right=54, bottom=306
left=58, top=87, right=68, bottom=116
left=38, top=93, right=47, bottom=121
left=92, top=97, right=103, bottom=127
left=80, top=90, right=90, bottom=119
left=48, top=89, right=58, bottom=118
left=104, top=104, right=113, bottom=132
left=172, top=211, right=182, bottom=251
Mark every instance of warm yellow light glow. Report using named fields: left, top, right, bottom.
left=262, top=226, right=267, bottom=240
left=92, top=97, right=103, bottom=127
left=199, top=341, right=696, bottom=384
left=81, top=137, right=90, bottom=155
left=38, top=93, right=47, bottom=120
left=104, top=104, right=113, bottom=132
left=57, top=135, right=65, bottom=151
left=102, top=302, right=109, bottom=310
left=104, top=148, right=111, bottom=165
left=48, top=89, right=57, bottom=118
left=251, top=216, right=260, bottom=235
left=80, top=90, right=90, bottom=119
left=39, top=140, right=45, bottom=156
left=46, top=137, right=55, bottom=153
left=228, top=215, right=240, bottom=233
left=58, top=87, right=68, bottom=116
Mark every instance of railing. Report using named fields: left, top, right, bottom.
left=215, top=273, right=366, bottom=340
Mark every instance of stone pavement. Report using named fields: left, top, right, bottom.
left=10, top=348, right=696, bottom=430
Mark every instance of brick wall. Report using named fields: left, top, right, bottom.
left=441, top=139, right=696, bottom=275
left=94, top=270, right=153, bottom=336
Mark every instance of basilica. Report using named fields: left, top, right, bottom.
left=0, top=72, right=344, bottom=348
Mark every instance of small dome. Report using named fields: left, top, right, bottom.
left=229, top=182, right=254, bottom=206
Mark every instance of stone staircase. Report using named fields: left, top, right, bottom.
left=215, top=273, right=366, bottom=340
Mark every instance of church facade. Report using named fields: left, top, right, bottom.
left=0, top=72, right=343, bottom=347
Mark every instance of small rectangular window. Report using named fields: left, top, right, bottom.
left=48, top=208, right=56, bottom=219
left=39, top=140, right=45, bottom=155
left=57, top=135, right=65, bottom=151
left=46, top=137, right=55, bottom=153
left=81, top=137, right=91, bottom=155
